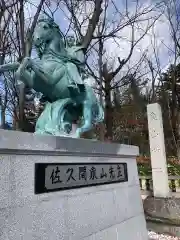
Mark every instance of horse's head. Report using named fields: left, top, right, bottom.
left=33, top=14, right=64, bottom=56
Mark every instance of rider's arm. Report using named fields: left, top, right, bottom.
left=67, top=46, right=85, bottom=64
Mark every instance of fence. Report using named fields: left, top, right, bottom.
left=139, top=175, right=180, bottom=196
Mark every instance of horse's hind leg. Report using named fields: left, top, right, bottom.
left=75, top=101, right=92, bottom=138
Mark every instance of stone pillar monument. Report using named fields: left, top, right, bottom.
left=147, top=103, right=169, bottom=197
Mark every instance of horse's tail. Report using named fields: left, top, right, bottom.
left=84, top=84, right=104, bottom=124
left=58, top=98, right=75, bottom=132
left=94, top=103, right=104, bottom=124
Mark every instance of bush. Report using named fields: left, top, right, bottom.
left=137, top=162, right=180, bottom=176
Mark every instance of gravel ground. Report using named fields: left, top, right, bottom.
left=148, top=231, right=180, bottom=240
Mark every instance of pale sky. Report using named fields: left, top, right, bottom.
left=24, top=0, right=174, bottom=73
left=104, top=1, right=173, bottom=76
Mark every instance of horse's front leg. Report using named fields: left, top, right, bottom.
left=15, top=57, right=34, bottom=87
left=30, top=61, right=56, bottom=85
left=17, top=57, right=56, bottom=87
left=16, top=57, right=32, bottom=77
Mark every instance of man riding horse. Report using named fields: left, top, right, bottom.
left=33, top=14, right=85, bottom=97
left=0, top=13, right=104, bottom=138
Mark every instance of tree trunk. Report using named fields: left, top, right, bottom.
left=0, top=96, right=5, bottom=128
left=18, top=83, right=25, bottom=130
left=17, top=0, right=45, bottom=132
left=171, top=71, right=178, bottom=156
left=98, top=39, right=105, bottom=141
left=1, top=107, right=6, bottom=128
left=104, top=77, right=112, bottom=139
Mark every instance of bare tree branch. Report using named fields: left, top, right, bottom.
left=82, top=0, right=103, bottom=50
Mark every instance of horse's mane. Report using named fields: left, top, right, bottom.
left=34, top=16, right=83, bottom=62
left=36, top=32, right=65, bottom=59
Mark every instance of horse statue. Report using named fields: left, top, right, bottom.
left=0, top=14, right=104, bottom=138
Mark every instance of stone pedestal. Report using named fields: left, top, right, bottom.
left=147, top=103, right=169, bottom=198
left=0, top=130, right=148, bottom=240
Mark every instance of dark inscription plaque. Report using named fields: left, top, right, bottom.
left=35, top=163, right=128, bottom=194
